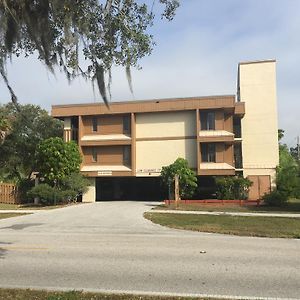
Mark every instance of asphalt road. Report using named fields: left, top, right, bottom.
left=0, top=201, right=299, bottom=299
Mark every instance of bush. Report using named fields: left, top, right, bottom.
left=27, top=173, right=90, bottom=205
left=60, top=173, right=89, bottom=197
left=27, top=184, right=61, bottom=205
left=262, top=190, right=288, bottom=207
left=215, top=176, right=252, bottom=200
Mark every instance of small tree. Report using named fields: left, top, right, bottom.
left=276, top=144, right=300, bottom=198
left=36, top=137, right=82, bottom=184
left=161, top=158, right=197, bottom=199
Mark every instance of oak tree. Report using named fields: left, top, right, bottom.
left=0, top=0, right=179, bottom=105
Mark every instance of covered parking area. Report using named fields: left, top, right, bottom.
left=95, top=177, right=166, bottom=201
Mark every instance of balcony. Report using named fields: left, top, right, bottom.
left=81, top=165, right=132, bottom=176
left=80, top=134, right=131, bottom=146
left=198, top=163, right=235, bottom=176
left=198, top=130, right=234, bottom=143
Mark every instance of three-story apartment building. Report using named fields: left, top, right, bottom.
left=52, top=60, right=279, bottom=202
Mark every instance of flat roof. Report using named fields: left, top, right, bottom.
left=52, top=94, right=235, bottom=109
left=52, top=94, right=238, bottom=117
left=239, top=59, right=276, bottom=66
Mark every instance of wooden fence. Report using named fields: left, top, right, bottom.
left=0, top=183, right=20, bottom=204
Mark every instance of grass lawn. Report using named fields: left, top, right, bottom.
left=144, top=212, right=300, bottom=238
left=0, top=213, right=28, bottom=220
left=0, top=289, right=216, bottom=300
left=0, top=203, right=80, bottom=210
left=154, top=199, right=300, bottom=214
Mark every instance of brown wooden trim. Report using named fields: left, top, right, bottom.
left=198, top=136, right=234, bottom=143
left=234, top=102, right=245, bottom=115
left=52, top=95, right=236, bottom=117
left=78, top=116, right=84, bottom=168
left=136, top=136, right=197, bottom=142
left=196, top=109, right=200, bottom=174
left=131, top=113, right=136, bottom=176
left=81, top=140, right=131, bottom=146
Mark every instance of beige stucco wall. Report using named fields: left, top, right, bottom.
left=64, top=117, right=71, bottom=130
left=239, top=60, right=279, bottom=184
left=136, top=139, right=197, bottom=176
left=82, top=177, right=96, bottom=202
left=136, top=111, right=196, bottom=138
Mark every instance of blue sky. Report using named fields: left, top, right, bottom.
left=0, top=0, right=299, bottom=146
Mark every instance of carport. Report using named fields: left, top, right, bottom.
left=96, top=177, right=165, bottom=201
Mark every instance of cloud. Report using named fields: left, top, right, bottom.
left=0, top=0, right=299, bottom=145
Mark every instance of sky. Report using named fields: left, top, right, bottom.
left=0, top=0, right=299, bottom=146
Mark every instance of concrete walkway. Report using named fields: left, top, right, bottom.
left=152, top=209, right=300, bottom=218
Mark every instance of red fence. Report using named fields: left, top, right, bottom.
left=165, top=199, right=261, bottom=206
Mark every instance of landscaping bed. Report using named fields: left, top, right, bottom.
left=155, top=199, right=300, bottom=214
left=144, top=212, right=300, bottom=238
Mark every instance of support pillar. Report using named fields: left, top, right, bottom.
left=82, top=177, right=96, bottom=203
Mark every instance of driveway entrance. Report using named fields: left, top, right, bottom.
left=0, top=202, right=299, bottom=299
left=96, top=177, right=165, bottom=201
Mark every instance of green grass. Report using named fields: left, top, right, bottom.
left=0, top=213, right=28, bottom=220
left=144, top=212, right=300, bottom=238
left=0, top=203, right=78, bottom=210
left=155, top=199, right=300, bottom=214
left=0, top=289, right=217, bottom=300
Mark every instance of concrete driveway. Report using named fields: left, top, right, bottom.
left=0, top=201, right=300, bottom=299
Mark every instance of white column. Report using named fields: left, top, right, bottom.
left=82, top=178, right=96, bottom=203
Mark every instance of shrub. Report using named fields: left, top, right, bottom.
left=60, top=173, right=89, bottom=197
left=262, top=190, right=288, bottom=207
left=27, top=173, right=90, bottom=205
left=215, top=176, right=252, bottom=200
left=27, top=184, right=61, bottom=205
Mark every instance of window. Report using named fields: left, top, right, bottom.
left=200, top=111, right=215, bottom=130
left=123, top=116, right=131, bottom=134
left=234, top=143, right=243, bottom=169
left=201, top=143, right=216, bottom=162
left=92, top=117, right=98, bottom=132
left=233, top=117, right=241, bottom=138
left=123, top=146, right=131, bottom=165
left=92, top=148, right=97, bottom=162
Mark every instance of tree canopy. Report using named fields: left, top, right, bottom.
left=0, top=103, right=63, bottom=181
left=36, top=137, right=82, bottom=183
left=160, top=158, right=197, bottom=199
left=276, top=129, right=300, bottom=198
left=0, top=0, right=180, bottom=105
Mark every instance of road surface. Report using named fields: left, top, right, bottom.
left=0, top=201, right=299, bottom=299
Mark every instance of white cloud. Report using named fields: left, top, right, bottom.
left=0, top=0, right=299, bottom=145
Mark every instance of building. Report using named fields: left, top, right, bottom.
left=51, top=59, right=279, bottom=202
